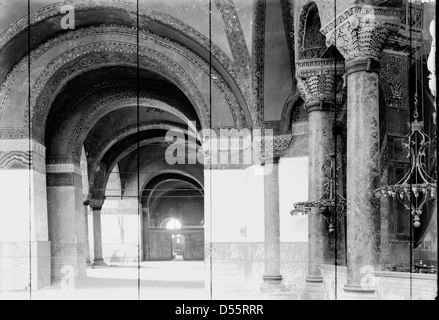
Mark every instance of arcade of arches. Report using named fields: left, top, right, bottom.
left=0, top=0, right=437, bottom=300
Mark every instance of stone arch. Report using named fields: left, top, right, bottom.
left=142, top=171, right=204, bottom=204
left=46, top=94, right=197, bottom=164
left=20, top=33, right=238, bottom=136
left=89, top=121, right=198, bottom=173
left=144, top=175, right=204, bottom=210
left=0, top=9, right=252, bottom=131
left=88, top=129, right=203, bottom=200
left=123, top=159, right=204, bottom=199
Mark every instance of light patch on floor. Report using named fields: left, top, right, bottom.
left=0, top=261, right=299, bottom=300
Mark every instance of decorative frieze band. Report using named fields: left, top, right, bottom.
left=46, top=163, right=82, bottom=176
left=0, top=140, right=46, bottom=172
left=0, top=151, right=31, bottom=170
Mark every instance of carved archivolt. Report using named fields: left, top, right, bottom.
left=0, top=25, right=250, bottom=140
left=0, top=0, right=249, bottom=96
left=65, top=94, right=194, bottom=162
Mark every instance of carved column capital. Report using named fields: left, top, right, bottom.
left=321, top=5, right=403, bottom=74
left=89, top=198, right=105, bottom=210
left=296, top=59, right=345, bottom=113
left=260, top=135, right=293, bottom=158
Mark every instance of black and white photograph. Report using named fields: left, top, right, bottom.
left=0, top=0, right=437, bottom=303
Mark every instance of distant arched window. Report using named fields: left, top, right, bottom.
left=161, top=218, right=182, bottom=230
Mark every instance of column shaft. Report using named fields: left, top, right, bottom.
left=307, top=110, right=335, bottom=279
left=92, top=207, right=106, bottom=266
left=345, top=70, right=381, bottom=287
left=263, top=158, right=282, bottom=281
left=83, top=204, right=91, bottom=266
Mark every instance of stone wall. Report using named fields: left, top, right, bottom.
left=320, top=264, right=438, bottom=300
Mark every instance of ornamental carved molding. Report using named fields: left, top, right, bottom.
left=321, top=6, right=403, bottom=63
left=280, top=0, right=295, bottom=78
left=380, top=52, right=409, bottom=111
left=296, top=59, right=345, bottom=110
left=214, top=0, right=251, bottom=79
left=251, top=0, right=267, bottom=127
left=0, top=25, right=249, bottom=140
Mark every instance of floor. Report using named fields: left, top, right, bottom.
left=0, top=260, right=298, bottom=300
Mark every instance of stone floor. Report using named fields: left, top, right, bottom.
left=0, top=260, right=300, bottom=300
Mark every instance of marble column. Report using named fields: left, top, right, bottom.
left=261, top=156, right=289, bottom=294
left=83, top=194, right=91, bottom=267
left=46, top=163, right=87, bottom=281
left=321, top=5, right=402, bottom=299
left=296, top=59, right=346, bottom=299
left=90, top=199, right=107, bottom=267
left=262, top=156, right=281, bottom=282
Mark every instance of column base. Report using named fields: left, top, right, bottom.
left=302, top=276, right=324, bottom=300
left=263, top=275, right=283, bottom=282
left=86, top=261, right=92, bottom=268
left=343, top=284, right=376, bottom=300
left=92, top=259, right=107, bottom=267
left=261, top=276, right=291, bottom=295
